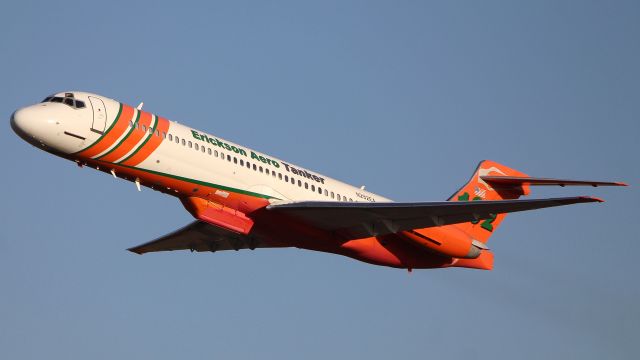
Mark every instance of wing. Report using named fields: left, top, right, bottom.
left=128, top=220, right=276, bottom=255
left=267, top=196, right=602, bottom=238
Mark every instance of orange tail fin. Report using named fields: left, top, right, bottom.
left=447, top=160, right=531, bottom=243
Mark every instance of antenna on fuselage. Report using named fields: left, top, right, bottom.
left=136, top=102, right=144, bottom=110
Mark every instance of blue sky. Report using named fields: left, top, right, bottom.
left=1, top=1, right=638, bottom=359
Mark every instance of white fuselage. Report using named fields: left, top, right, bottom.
left=11, top=91, right=391, bottom=205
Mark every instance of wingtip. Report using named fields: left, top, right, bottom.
left=583, top=196, right=605, bottom=203
left=127, top=247, right=145, bottom=255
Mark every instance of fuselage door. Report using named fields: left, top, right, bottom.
left=88, top=96, right=107, bottom=134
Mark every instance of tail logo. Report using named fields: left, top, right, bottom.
left=457, top=191, right=497, bottom=232
left=474, top=186, right=487, bottom=199
left=477, top=166, right=506, bottom=191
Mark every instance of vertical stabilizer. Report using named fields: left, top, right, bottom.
left=447, top=160, right=530, bottom=243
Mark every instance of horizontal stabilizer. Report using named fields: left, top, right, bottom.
left=481, top=176, right=627, bottom=187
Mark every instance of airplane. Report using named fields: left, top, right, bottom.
left=10, top=91, right=627, bottom=271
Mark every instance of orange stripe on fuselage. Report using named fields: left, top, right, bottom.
left=76, top=104, right=134, bottom=159
left=99, top=111, right=153, bottom=163
left=120, top=116, right=170, bottom=166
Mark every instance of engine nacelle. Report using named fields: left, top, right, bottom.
left=399, top=226, right=486, bottom=259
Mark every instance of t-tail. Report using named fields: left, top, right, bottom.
left=409, top=160, right=626, bottom=271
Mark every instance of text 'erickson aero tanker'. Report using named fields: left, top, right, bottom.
left=11, top=92, right=627, bottom=271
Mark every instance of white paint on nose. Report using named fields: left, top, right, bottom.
left=11, top=105, right=61, bottom=149
left=10, top=107, right=39, bottom=141
left=12, top=102, right=94, bottom=154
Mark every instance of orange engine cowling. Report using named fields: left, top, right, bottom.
left=399, top=226, right=486, bottom=259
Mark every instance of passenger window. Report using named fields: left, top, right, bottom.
left=265, top=169, right=269, bottom=175
left=331, top=192, right=334, bottom=199
left=298, top=180, right=302, bottom=187
left=214, top=150, right=218, bottom=157
left=278, top=173, right=283, bottom=180
left=194, top=143, right=199, bottom=150
left=304, top=182, right=308, bottom=189
left=253, top=164, right=257, bottom=170
left=207, top=148, right=212, bottom=155
left=201, top=146, right=205, bottom=153
left=188, top=141, right=192, bottom=148
left=324, top=189, right=328, bottom=196
left=337, top=194, right=341, bottom=201
left=259, top=166, right=263, bottom=173
left=284, top=175, right=288, bottom=182
left=233, top=157, right=237, bottom=164
left=349, top=198, right=353, bottom=202
left=142, top=125, right=147, bottom=132
left=168, top=134, right=173, bottom=141
left=181, top=139, right=186, bottom=146
left=220, top=152, right=225, bottom=159
left=272, top=171, right=276, bottom=178
left=155, top=130, right=160, bottom=136
left=149, top=127, right=154, bottom=134
left=311, top=185, right=315, bottom=191
left=174, top=136, right=179, bottom=143
left=162, top=132, right=166, bottom=139
left=291, top=177, right=295, bottom=184
left=227, top=155, right=231, bottom=161
left=246, top=162, right=251, bottom=169
left=318, top=187, right=322, bottom=194
left=239, top=159, right=243, bottom=166
left=129, top=120, right=134, bottom=127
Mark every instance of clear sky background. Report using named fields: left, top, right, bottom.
left=1, top=1, right=638, bottom=359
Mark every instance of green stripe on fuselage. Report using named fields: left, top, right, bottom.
left=117, top=164, right=276, bottom=200
left=95, top=109, right=140, bottom=160
left=117, top=114, right=159, bottom=164
left=74, top=103, right=123, bottom=154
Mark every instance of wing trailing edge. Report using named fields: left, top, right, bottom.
left=267, top=196, right=602, bottom=239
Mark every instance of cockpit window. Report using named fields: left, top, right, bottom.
left=42, top=95, right=86, bottom=109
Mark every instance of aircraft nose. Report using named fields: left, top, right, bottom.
left=10, top=107, right=32, bottom=138
left=10, top=106, right=51, bottom=144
